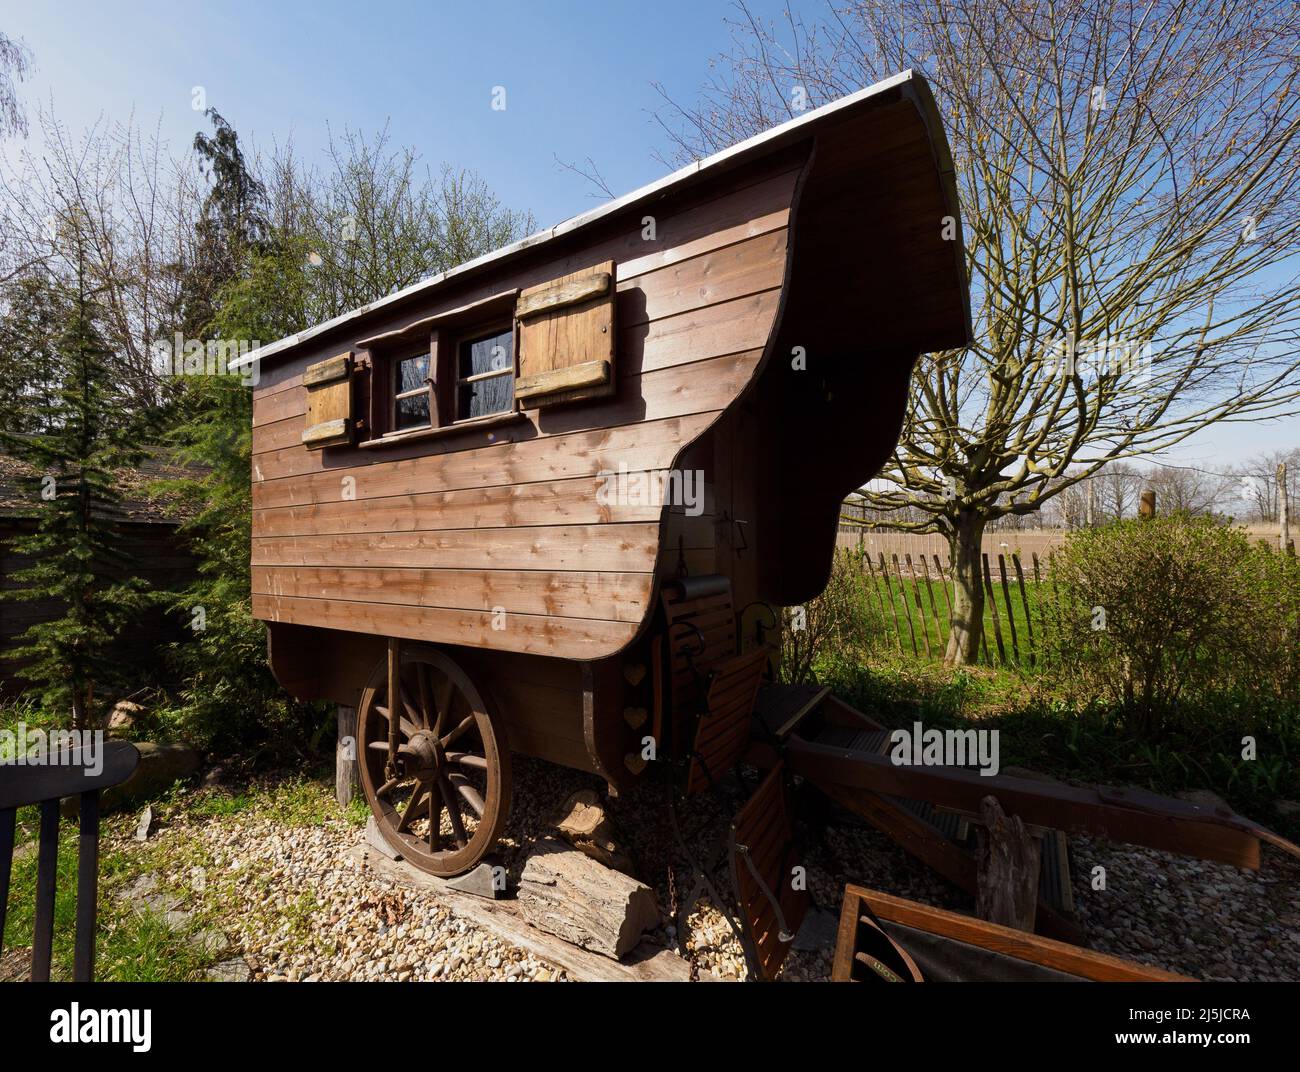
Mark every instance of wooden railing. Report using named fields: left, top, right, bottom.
left=0, top=740, right=139, bottom=981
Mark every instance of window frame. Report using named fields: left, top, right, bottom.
left=389, top=346, right=436, bottom=434
left=363, top=317, right=518, bottom=446
left=451, top=321, right=516, bottom=423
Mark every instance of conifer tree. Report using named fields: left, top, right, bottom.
left=1, top=240, right=149, bottom=728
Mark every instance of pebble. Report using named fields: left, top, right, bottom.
left=106, top=762, right=1298, bottom=982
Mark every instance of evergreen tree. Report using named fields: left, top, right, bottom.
left=0, top=248, right=149, bottom=728
left=160, top=109, right=312, bottom=752
left=160, top=241, right=311, bottom=752
left=0, top=273, right=69, bottom=435
left=180, top=109, right=270, bottom=337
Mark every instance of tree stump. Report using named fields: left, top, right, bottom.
left=518, top=838, right=659, bottom=958
left=974, top=795, right=1041, bottom=932
left=336, top=706, right=358, bottom=807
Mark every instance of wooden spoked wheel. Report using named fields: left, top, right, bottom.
left=357, top=646, right=511, bottom=876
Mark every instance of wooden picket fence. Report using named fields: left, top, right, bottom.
left=857, top=549, right=1053, bottom=668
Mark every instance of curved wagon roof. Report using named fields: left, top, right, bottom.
left=246, top=70, right=971, bottom=662
left=235, top=69, right=967, bottom=371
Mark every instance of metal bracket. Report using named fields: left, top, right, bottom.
left=735, top=840, right=794, bottom=943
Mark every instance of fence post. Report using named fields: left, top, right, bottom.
left=1013, top=554, right=1036, bottom=667
left=920, top=556, right=943, bottom=653
left=865, top=553, right=897, bottom=652
left=997, top=554, right=1020, bottom=664
left=905, top=554, right=933, bottom=658
left=982, top=553, right=1008, bottom=666
left=1139, top=488, right=1156, bottom=518
left=892, top=554, right=920, bottom=656
left=1279, top=461, right=1291, bottom=555
left=875, top=553, right=904, bottom=653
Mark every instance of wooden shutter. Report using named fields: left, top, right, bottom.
left=301, top=351, right=354, bottom=448
left=514, top=260, right=615, bottom=406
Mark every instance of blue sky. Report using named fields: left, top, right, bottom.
left=4, top=0, right=1297, bottom=465
left=4, top=0, right=767, bottom=226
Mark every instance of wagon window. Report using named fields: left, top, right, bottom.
left=456, top=327, right=513, bottom=420
left=392, top=351, right=432, bottom=431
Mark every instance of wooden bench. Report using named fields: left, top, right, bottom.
left=0, top=740, right=139, bottom=981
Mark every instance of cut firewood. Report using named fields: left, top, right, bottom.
left=553, top=790, right=636, bottom=875
left=517, top=838, right=659, bottom=959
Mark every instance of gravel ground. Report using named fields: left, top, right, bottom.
left=165, top=812, right=571, bottom=982
left=114, top=757, right=1298, bottom=982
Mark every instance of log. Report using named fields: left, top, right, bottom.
left=336, top=706, right=359, bottom=806
left=553, top=789, right=636, bottom=875
left=517, top=838, right=660, bottom=959
left=347, top=845, right=688, bottom=981
left=974, top=796, right=1041, bottom=932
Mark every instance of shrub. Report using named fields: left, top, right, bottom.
left=780, top=549, right=885, bottom=683
left=1044, top=516, right=1299, bottom=735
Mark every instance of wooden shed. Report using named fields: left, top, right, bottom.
left=241, top=69, right=969, bottom=877
left=237, top=71, right=1300, bottom=987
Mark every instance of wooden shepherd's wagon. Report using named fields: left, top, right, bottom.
left=240, top=71, right=1297, bottom=980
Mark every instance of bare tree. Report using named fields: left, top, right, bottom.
left=0, top=110, right=200, bottom=404
left=267, top=127, right=535, bottom=323
left=1235, top=447, right=1300, bottom=522
left=1, top=111, right=536, bottom=408
left=1140, top=463, right=1234, bottom=517
left=1094, top=463, right=1143, bottom=521
left=657, top=0, right=1300, bottom=662
left=0, top=31, right=32, bottom=139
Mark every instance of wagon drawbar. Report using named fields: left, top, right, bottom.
left=236, top=70, right=1298, bottom=980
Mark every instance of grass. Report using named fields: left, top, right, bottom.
left=864, top=572, right=1051, bottom=666
left=2, top=814, right=219, bottom=982
left=814, top=650, right=1300, bottom=839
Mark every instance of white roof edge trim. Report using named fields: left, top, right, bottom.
left=232, top=69, right=918, bottom=372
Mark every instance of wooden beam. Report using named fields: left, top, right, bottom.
left=516, top=271, right=611, bottom=319
left=785, top=735, right=1298, bottom=869
left=514, top=359, right=610, bottom=401
left=303, top=353, right=352, bottom=386
left=0, top=740, right=140, bottom=810
left=838, top=885, right=1191, bottom=982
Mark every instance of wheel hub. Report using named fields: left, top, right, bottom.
left=405, top=729, right=440, bottom=771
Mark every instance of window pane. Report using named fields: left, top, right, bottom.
left=459, top=330, right=513, bottom=379
left=397, top=354, right=430, bottom=394
left=458, top=372, right=513, bottom=419
left=395, top=392, right=430, bottom=430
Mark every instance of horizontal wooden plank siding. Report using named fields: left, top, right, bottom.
left=249, top=159, right=799, bottom=661
left=252, top=566, right=651, bottom=622
left=252, top=594, right=641, bottom=660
